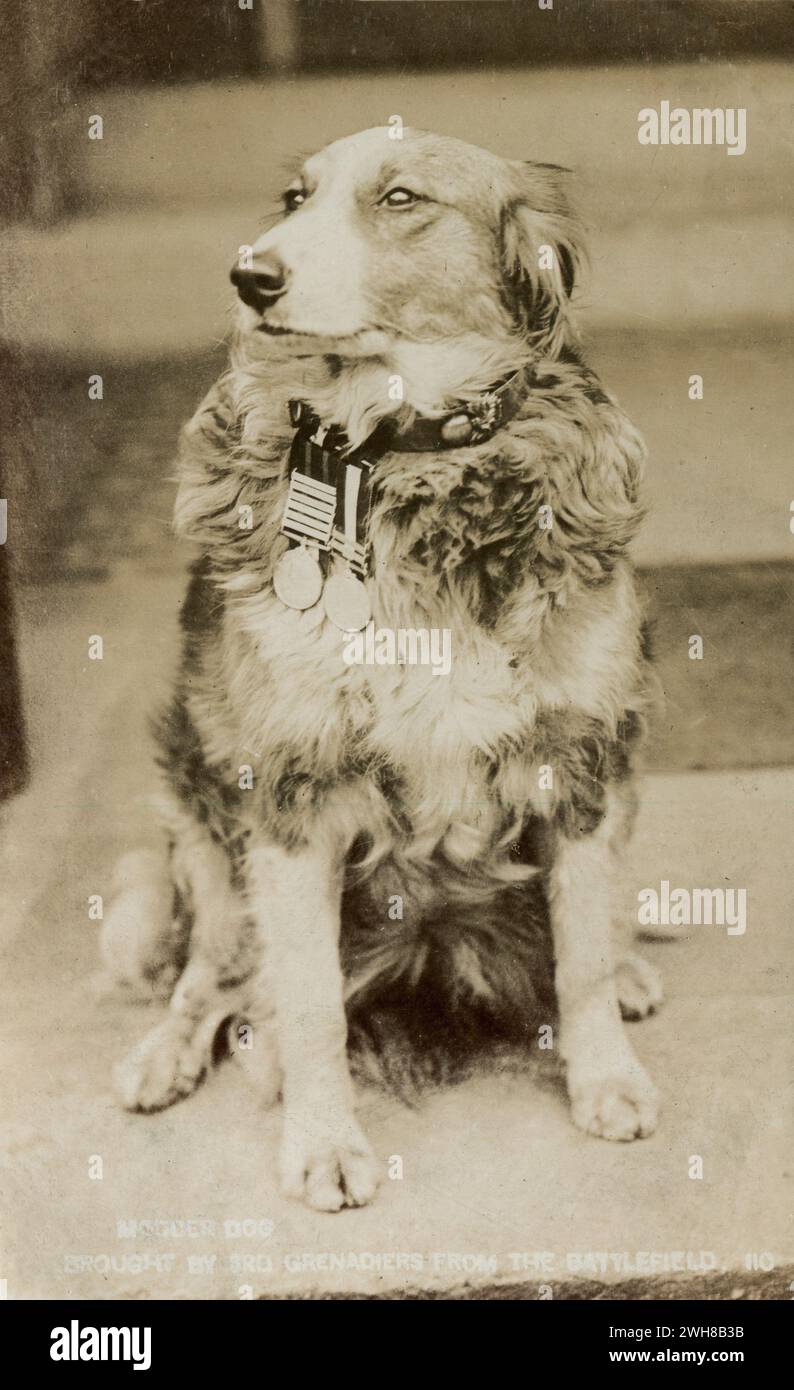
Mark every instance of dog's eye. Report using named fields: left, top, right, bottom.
left=283, top=187, right=307, bottom=212
left=380, top=187, right=419, bottom=209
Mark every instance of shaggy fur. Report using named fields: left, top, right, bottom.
left=104, top=128, right=661, bottom=1211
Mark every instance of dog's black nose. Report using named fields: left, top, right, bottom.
left=230, top=256, right=288, bottom=310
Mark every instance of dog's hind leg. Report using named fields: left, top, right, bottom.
left=100, top=847, right=186, bottom=1001
left=114, top=957, right=235, bottom=1112
left=226, top=1006, right=282, bottom=1109
left=614, top=951, right=664, bottom=1021
left=605, top=780, right=664, bottom=1022
left=114, top=805, right=267, bottom=1113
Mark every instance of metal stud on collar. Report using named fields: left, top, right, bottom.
left=438, top=390, right=502, bottom=446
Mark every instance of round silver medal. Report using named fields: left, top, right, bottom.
left=322, top=570, right=371, bottom=632
left=273, top=545, right=324, bottom=611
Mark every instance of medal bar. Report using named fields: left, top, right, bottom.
left=280, top=469, right=336, bottom=549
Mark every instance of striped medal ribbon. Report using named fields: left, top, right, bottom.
left=273, top=411, right=374, bottom=627
left=273, top=424, right=337, bottom=611
left=323, top=459, right=374, bottom=632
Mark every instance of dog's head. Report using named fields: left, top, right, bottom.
left=231, top=128, right=583, bottom=365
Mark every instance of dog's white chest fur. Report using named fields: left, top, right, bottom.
left=226, top=558, right=638, bottom=868
left=230, top=584, right=547, bottom=861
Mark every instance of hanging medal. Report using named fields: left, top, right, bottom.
left=323, top=459, right=373, bottom=632
left=272, top=426, right=336, bottom=611
left=273, top=538, right=324, bottom=610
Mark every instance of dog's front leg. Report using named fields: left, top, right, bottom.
left=549, top=796, right=659, bottom=1141
left=246, top=837, right=378, bottom=1211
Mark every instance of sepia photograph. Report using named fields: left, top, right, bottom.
left=0, top=0, right=792, bottom=1331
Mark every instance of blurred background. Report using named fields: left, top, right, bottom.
left=0, top=2, right=792, bottom=1300
left=0, top=0, right=791, bottom=860
left=1, top=0, right=792, bottom=801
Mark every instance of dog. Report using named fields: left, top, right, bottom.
left=103, top=127, right=662, bottom=1212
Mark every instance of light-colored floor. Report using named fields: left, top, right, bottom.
left=0, top=561, right=791, bottom=1299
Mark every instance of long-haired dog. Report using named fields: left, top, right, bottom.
left=103, top=128, right=662, bottom=1211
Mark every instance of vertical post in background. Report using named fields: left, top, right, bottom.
left=25, top=0, right=67, bottom=223
left=0, top=541, right=28, bottom=802
left=0, top=420, right=29, bottom=800
left=0, top=0, right=82, bottom=225
left=255, top=0, right=300, bottom=71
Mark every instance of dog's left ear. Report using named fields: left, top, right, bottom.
left=499, top=161, right=584, bottom=356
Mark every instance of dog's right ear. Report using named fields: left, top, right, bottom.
left=499, top=161, right=585, bottom=357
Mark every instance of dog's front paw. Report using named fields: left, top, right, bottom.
left=616, top=952, right=664, bottom=1021
left=115, top=1020, right=207, bottom=1113
left=279, top=1112, right=379, bottom=1211
left=569, top=1058, right=659, bottom=1142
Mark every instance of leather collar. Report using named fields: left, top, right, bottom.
left=289, top=364, right=532, bottom=456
